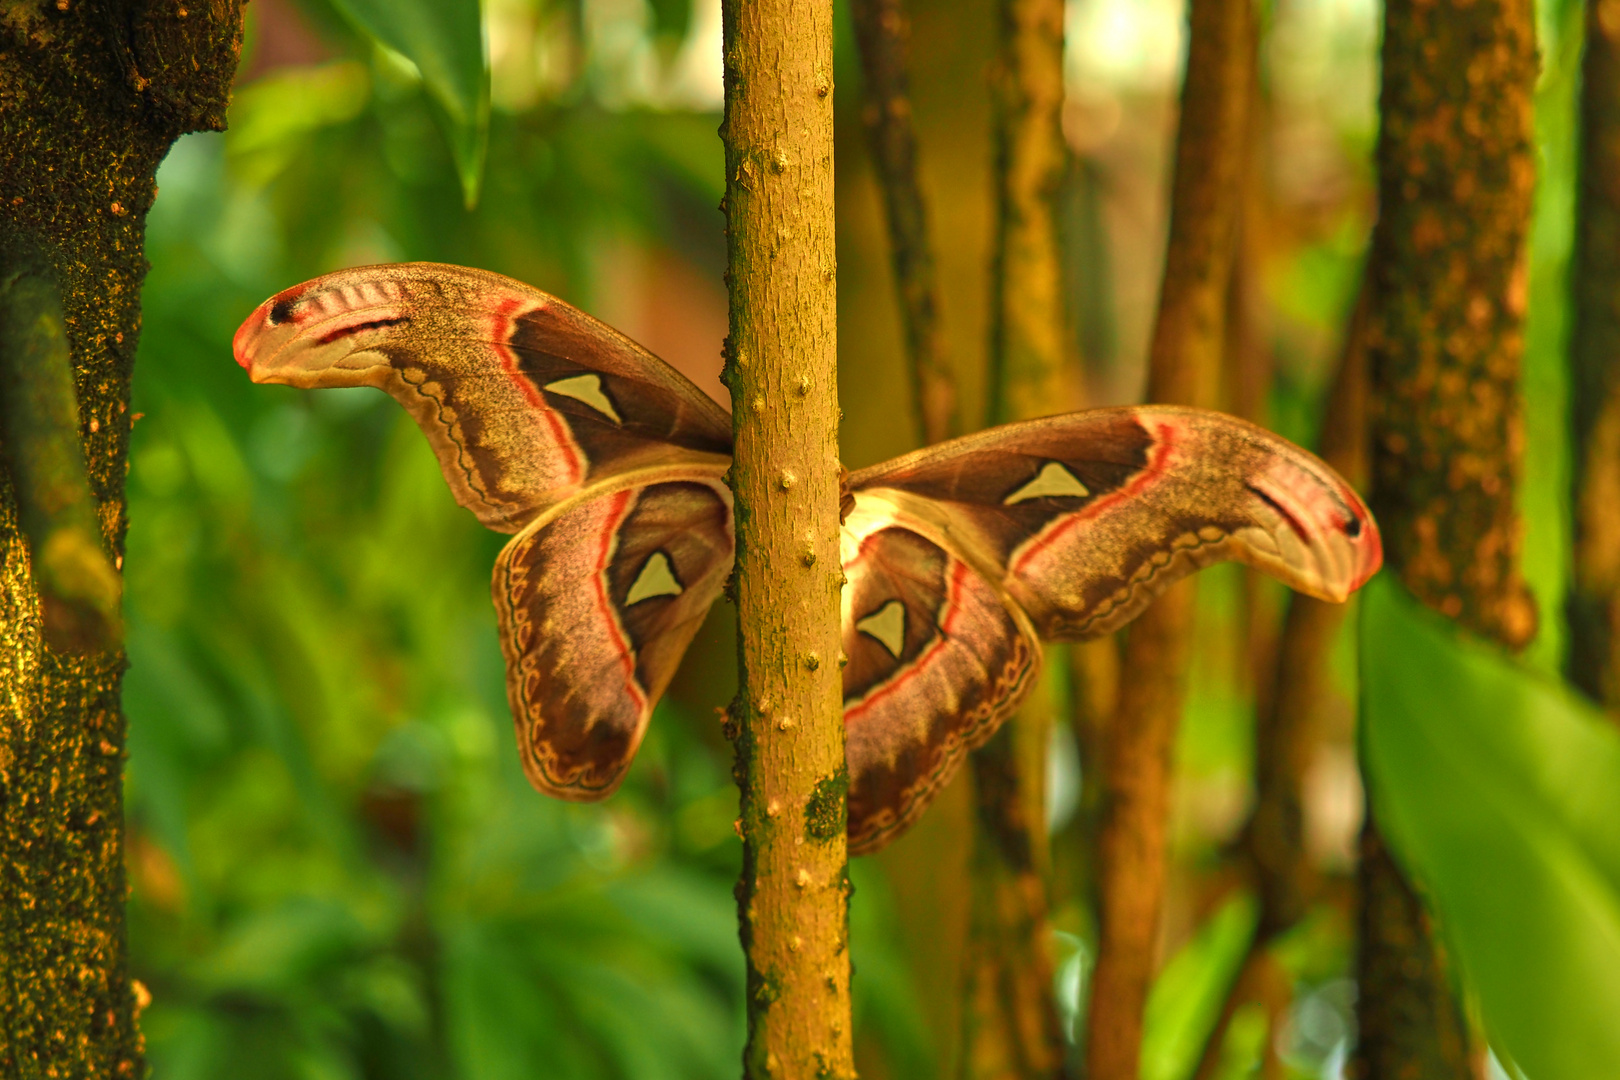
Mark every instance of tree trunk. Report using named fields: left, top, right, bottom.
left=1082, top=0, right=1253, bottom=1075
left=1354, top=0, right=1537, bottom=1070
left=1567, top=0, right=1620, bottom=714
left=719, top=0, right=854, bottom=1073
left=0, top=4, right=241, bottom=1076
left=957, top=0, right=1070, bottom=1072
left=852, top=0, right=959, bottom=446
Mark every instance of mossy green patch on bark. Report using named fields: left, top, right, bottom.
left=803, top=768, right=847, bottom=843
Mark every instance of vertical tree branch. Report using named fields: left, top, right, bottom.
left=958, top=0, right=1070, bottom=1072
left=1567, top=0, right=1620, bottom=714
left=1193, top=291, right=1369, bottom=1080
left=1355, top=0, right=1537, bottom=1071
left=985, top=0, right=1071, bottom=429
left=0, top=4, right=241, bottom=1076
left=1082, top=0, right=1253, bottom=1076
left=719, top=0, right=853, bottom=1073
left=851, top=0, right=959, bottom=445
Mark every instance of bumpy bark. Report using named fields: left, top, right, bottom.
left=852, top=0, right=959, bottom=446
left=0, top=3, right=241, bottom=1076
left=718, top=0, right=853, bottom=1073
left=1355, top=0, right=1537, bottom=1071
left=1082, top=0, right=1253, bottom=1075
left=1567, top=0, right=1620, bottom=714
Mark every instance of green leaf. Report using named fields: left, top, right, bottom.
left=227, top=62, right=371, bottom=188
left=1141, top=893, right=1257, bottom=1080
left=1361, top=574, right=1620, bottom=1079
left=329, top=0, right=489, bottom=207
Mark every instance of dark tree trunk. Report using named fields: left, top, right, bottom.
left=1355, top=0, right=1537, bottom=1071
left=0, top=2, right=242, bottom=1075
left=1567, top=0, right=1620, bottom=715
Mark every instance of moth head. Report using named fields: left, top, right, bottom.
left=233, top=266, right=414, bottom=389
left=1239, top=454, right=1382, bottom=603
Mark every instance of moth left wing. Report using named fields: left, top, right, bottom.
left=493, top=467, right=734, bottom=799
left=840, top=498, right=1041, bottom=854
left=234, top=263, right=733, bottom=533
left=846, top=406, right=1381, bottom=642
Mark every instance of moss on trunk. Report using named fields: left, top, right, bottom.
left=0, top=1, right=242, bottom=1074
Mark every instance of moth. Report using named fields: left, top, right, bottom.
left=234, top=263, right=1382, bottom=854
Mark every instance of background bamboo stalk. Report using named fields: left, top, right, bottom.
left=1082, top=0, right=1254, bottom=1075
left=718, top=0, right=854, bottom=1073
left=957, top=0, right=1072, bottom=1071
left=851, top=0, right=959, bottom=446
left=1193, top=292, right=1369, bottom=1079
left=1567, top=0, right=1620, bottom=714
left=985, top=0, right=1073, bottom=430
left=1354, top=0, right=1537, bottom=1069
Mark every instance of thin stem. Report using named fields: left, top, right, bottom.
left=1567, top=0, right=1620, bottom=715
left=1192, top=290, right=1369, bottom=1077
left=1082, top=0, right=1254, bottom=1075
left=959, top=0, right=1072, bottom=1070
left=851, top=0, right=959, bottom=445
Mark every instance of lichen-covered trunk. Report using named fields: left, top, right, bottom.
left=1567, top=0, right=1620, bottom=715
left=0, top=2, right=241, bottom=1075
left=957, top=0, right=1070, bottom=1071
left=718, top=0, right=853, bottom=1073
left=1082, top=0, right=1253, bottom=1075
left=1355, top=0, right=1537, bottom=1071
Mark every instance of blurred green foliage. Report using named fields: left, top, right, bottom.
left=121, top=4, right=928, bottom=1076
left=117, top=0, right=1611, bottom=1075
left=1363, top=575, right=1620, bottom=1080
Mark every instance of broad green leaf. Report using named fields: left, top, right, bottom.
left=1141, top=893, right=1257, bottom=1080
left=329, top=0, right=489, bottom=207
left=227, top=62, right=371, bottom=188
left=1361, top=575, right=1620, bottom=1079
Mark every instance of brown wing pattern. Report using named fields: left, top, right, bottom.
left=846, top=406, right=1381, bottom=641
left=840, top=497, right=1041, bottom=854
left=233, top=263, right=732, bottom=533
left=238, top=266, right=1382, bottom=857
left=492, top=468, right=734, bottom=799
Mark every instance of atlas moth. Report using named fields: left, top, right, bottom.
left=234, top=262, right=1382, bottom=855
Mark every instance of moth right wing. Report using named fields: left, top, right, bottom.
left=493, top=467, right=734, bottom=800
left=847, top=406, right=1381, bottom=642
left=840, top=495, right=1042, bottom=855
left=234, top=262, right=733, bottom=534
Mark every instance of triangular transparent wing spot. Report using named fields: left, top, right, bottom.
left=1003, top=461, right=1091, bottom=504
left=855, top=599, right=907, bottom=658
left=545, top=373, right=623, bottom=424
left=626, top=549, right=683, bottom=604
